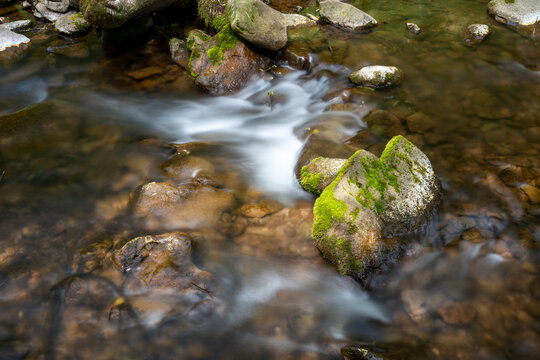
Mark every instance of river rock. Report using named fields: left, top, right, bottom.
left=130, top=181, right=236, bottom=231
left=55, top=12, right=90, bottom=34
left=197, top=0, right=228, bottom=30
left=282, top=13, right=317, bottom=28
left=319, top=0, right=377, bottom=32
left=79, top=0, right=193, bottom=29
left=42, top=0, right=70, bottom=13
left=406, top=22, right=420, bottom=35
left=189, top=25, right=269, bottom=95
left=35, top=3, right=74, bottom=22
left=300, top=157, right=346, bottom=196
left=0, top=29, right=31, bottom=61
left=169, top=37, right=189, bottom=69
left=112, top=232, right=212, bottom=290
left=0, top=20, right=32, bottom=31
left=487, top=0, right=540, bottom=27
left=466, top=24, right=490, bottom=43
left=349, top=66, right=402, bottom=88
left=229, top=0, right=287, bottom=51
left=303, top=136, right=441, bottom=277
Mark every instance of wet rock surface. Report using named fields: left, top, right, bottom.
left=488, top=0, right=540, bottom=27
left=349, top=66, right=402, bottom=88
left=0, top=28, right=30, bottom=60
left=230, top=0, right=287, bottom=51
left=55, top=12, right=90, bottom=34
left=188, top=25, right=269, bottom=94
left=305, top=136, right=441, bottom=278
left=319, top=0, right=377, bottom=32
left=466, top=24, right=490, bottom=44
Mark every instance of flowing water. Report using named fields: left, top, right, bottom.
left=0, top=0, right=539, bottom=359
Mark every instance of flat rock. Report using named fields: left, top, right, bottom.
left=319, top=0, right=377, bottom=31
left=0, top=20, right=32, bottom=31
left=0, top=29, right=31, bottom=61
left=55, top=12, right=90, bottom=34
left=35, top=3, right=74, bottom=22
left=305, top=136, right=441, bottom=278
left=282, top=13, right=317, bottom=28
left=229, top=0, right=287, bottom=51
left=488, top=0, right=540, bottom=27
left=349, top=65, right=402, bottom=88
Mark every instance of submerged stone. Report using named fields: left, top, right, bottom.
left=306, top=136, right=441, bottom=278
left=349, top=66, right=402, bottom=88
left=488, top=0, right=540, bottom=27
left=229, top=0, right=287, bottom=51
left=319, top=0, right=377, bottom=32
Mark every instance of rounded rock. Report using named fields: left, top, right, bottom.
left=349, top=65, right=402, bottom=88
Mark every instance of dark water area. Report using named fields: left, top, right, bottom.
left=1, top=0, right=540, bottom=359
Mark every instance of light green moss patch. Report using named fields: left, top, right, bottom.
left=206, top=25, right=239, bottom=65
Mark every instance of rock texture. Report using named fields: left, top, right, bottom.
left=0, top=20, right=31, bottom=31
left=55, top=12, right=90, bottom=34
left=0, top=29, right=31, bottom=61
left=349, top=65, right=402, bottom=88
left=301, top=136, right=441, bottom=278
left=466, top=24, right=490, bottom=43
left=488, top=0, right=540, bottom=27
left=35, top=3, right=74, bottom=22
left=406, top=22, right=420, bottom=35
left=229, top=0, right=287, bottom=51
left=79, top=0, right=193, bottom=29
left=282, top=13, right=317, bottom=29
left=319, top=0, right=377, bottom=31
left=188, top=25, right=269, bottom=95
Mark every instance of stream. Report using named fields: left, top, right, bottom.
left=1, top=0, right=539, bottom=359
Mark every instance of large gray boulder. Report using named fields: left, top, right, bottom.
left=229, top=0, right=287, bottom=51
left=79, top=0, right=193, bottom=29
left=0, top=29, right=31, bottom=61
left=319, top=0, right=377, bottom=31
left=488, top=0, right=540, bottom=27
left=301, top=136, right=441, bottom=278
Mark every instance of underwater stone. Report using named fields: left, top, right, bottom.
left=309, top=136, right=441, bottom=278
left=349, top=65, right=402, bottom=88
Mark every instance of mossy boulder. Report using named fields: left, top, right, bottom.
left=304, top=136, right=441, bottom=278
left=349, top=66, right=402, bottom=88
left=300, top=157, right=346, bottom=196
left=229, top=0, right=287, bottom=51
left=319, top=0, right=377, bottom=32
left=188, top=25, right=270, bottom=95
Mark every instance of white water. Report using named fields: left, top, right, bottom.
left=92, top=73, right=366, bottom=201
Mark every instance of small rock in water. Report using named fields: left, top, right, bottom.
left=487, top=0, right=540, bottom=27
left=169, top=37, right=189, bottom=69
left=349, top=65, right=402, bottom=88
left=301, top=136, right=441, bottom=278
left=42, top=0, right=70, bottom=13
left=55, top=13, right=90, bottom=35
left=406, top=22, right=420, bottom=35
left=437, top=301, right=476, bottom=325
left=319, top=0, right=377, bottom=31
left=35, top=3, right=74, bottom=22
left=466, top=24, right=490, bottom=44
left=0, top=20, right=32, bottom=32
left=282, top=13, right=317, bottom=29
left=0, top=29, right=31, bottom=61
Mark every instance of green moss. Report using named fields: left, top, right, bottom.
left=71, top=13, right=90, bottom=32
left=198, top=0, right=230, bottom=31
left=300, top=165, right=323, bottom=195
left=504, top=0, right=515, bottom=3
left=206, top=25, right=239, bottom=66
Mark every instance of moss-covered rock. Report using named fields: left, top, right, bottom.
left=300, top=157, right=346, bottom=195
left=229, top=0, right=287, bottom=51
left=188, top=25, right=270, bottom=94
left=319, top=0, right=377, bottom=32
left=55, top=12, right=91, bottom=35
left=310, top=136, right=441, bottom=278
left=197, top=0, right=229, bottom=31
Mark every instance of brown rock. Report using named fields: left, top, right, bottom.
left=405, top=112, right=436, bottom=133
left=437, top=301, right=476, bottom=325
left=238, top=204, right=272, bottom=218
left=522, top=184, right=540, bottom=204
left=112, top=232, right=211, bottom=290
left=363, top=109, right=406, bottom=139
left=130, top=182, right=236, bottom=231
left=280, top=42, right=314, bottom=71
left=127, top=66, right=165, bottom=80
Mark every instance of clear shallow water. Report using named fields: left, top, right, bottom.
left=0, top=0, right=539, bottom=358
